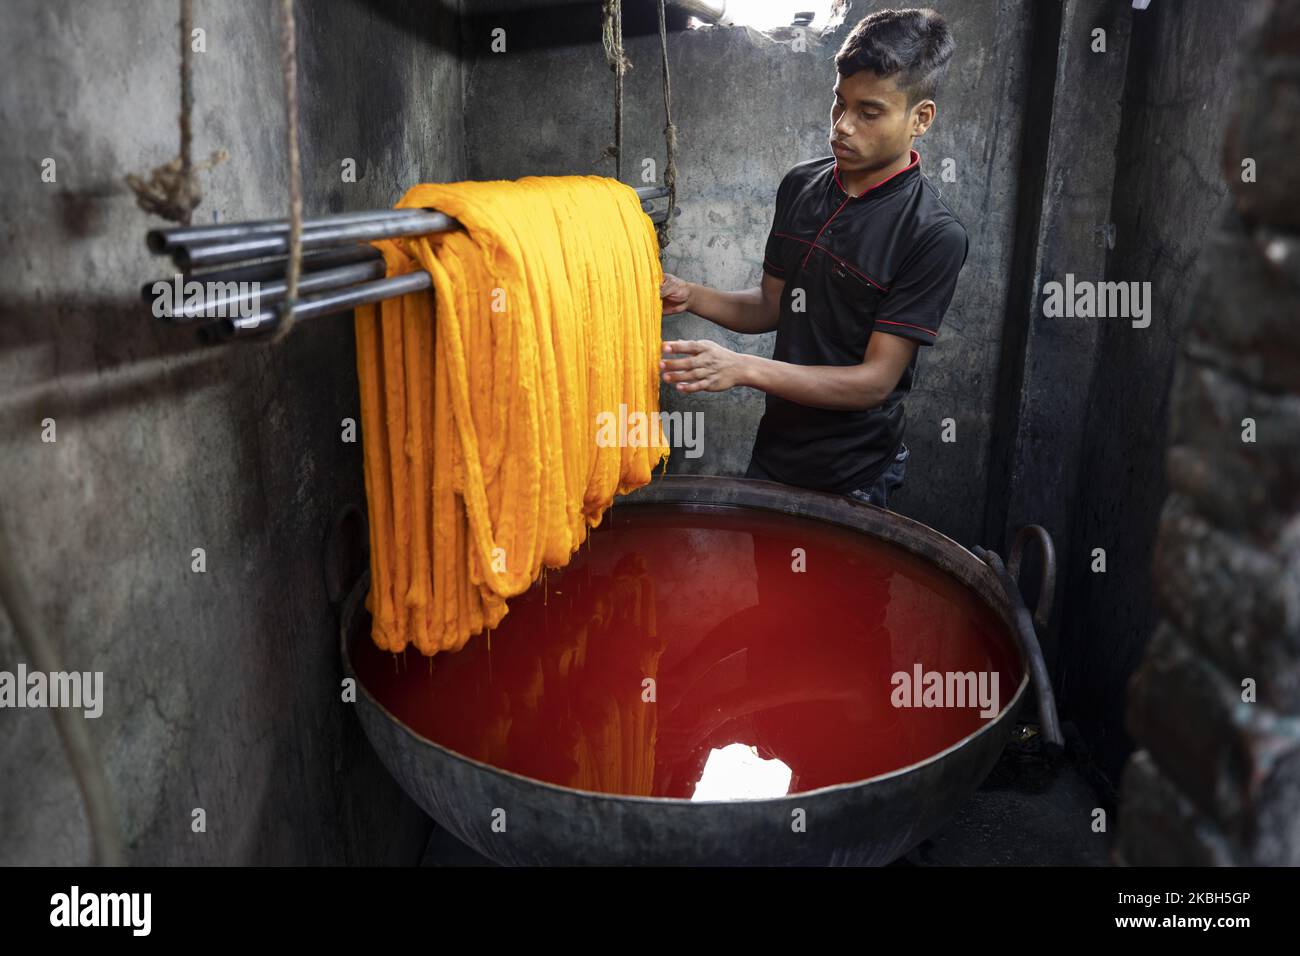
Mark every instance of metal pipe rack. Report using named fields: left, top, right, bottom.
left=144, top=185, right=671, bottom=343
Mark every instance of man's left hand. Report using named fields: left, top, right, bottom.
left=660, top=339, right=751, bottom=393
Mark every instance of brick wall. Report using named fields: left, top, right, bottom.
left=1118, top=0, right=1300, bottom=866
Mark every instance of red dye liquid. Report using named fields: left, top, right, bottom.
left=352, top=504, right=1021, bottom=800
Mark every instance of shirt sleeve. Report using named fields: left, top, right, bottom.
left=762, top=170, right=795, bottom=280
left=872, top=219, right=969, bottom=346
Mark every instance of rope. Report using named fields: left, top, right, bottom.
left=656, top=0, right=678, bottom=250
left=600, top=0, right=631, bottom=180
left=0, top=515, right=123, bottom=865
left=271, top=0, right=304, bottom=345
left=179, top=0, right=193, bottom=225
left=125, top=0, right=226, bottom=225
left=600, top=1, right=677, bottom=250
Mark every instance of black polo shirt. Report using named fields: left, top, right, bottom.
left=752, top=149, right=968, bottom=494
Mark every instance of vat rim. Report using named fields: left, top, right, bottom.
left=342, top=476, right=1033, bottom=806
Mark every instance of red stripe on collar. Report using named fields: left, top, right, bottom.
left=834, top=148, right=921, bottom=198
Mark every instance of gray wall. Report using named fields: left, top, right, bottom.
left=0, top=0, right=462, bottom=864
left=1060, top=0, right=1252, bottom=782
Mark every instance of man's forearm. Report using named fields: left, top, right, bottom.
left=684, top=283, right=776, bottom=334
left=740, top=354, right=887, bottom=411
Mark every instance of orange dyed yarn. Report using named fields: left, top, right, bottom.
left=354, top=176, right=668, bottom=656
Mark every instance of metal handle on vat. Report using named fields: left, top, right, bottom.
left=972, top=527, right=1063, bottom=756
left=1007, top=524, right=1055, bottom=634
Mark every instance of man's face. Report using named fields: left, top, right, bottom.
left=829, top=69, right=929, bottom=173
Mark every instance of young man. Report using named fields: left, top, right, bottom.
left=659, top=8, right=968, bottom=511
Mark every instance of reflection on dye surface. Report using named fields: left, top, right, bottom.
left=353, top=504, right=1021, bottom=799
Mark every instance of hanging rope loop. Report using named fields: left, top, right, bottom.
left=600, top=0, right=631, bottom=180
left=125, top=0, right=226, bottom=226
left=656, top=0, right=678, bottom=250
left=600, top=0, right=678, bottom=250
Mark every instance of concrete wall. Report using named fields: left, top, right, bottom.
left=1118, top=0, right=1300, bottom=864
left=0, top=0, right=462, bottom=864
left=1060, top=0, right=1255, bottom=782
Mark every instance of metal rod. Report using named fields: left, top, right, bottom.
left=158, top=259, right=389, bottom=322
left=195, top=203, right=668, bottom=341
left=153, top=185, right=670, bottom=257
left=174, top=211, right=459, bottom=269
left=200, top=272, right=434, bottom=342
left=141, top=245, right=384, bottom=300
left=147, top=207, right=431, bottom=253
left=197, top=244, right=383, bottom=283
left=174, top=191, right=669, bottom=271
left=174, top=187, right=671, bottom=342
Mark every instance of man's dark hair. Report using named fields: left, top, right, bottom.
left=834, top=8, right=955, bottom=106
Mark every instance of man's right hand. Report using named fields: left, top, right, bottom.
left=660, top=273, right=693, bottom=315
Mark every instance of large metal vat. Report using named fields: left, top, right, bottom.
left=339, top=476, right=1056, bottom=865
